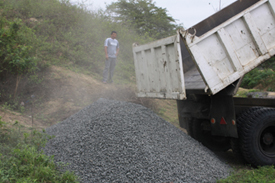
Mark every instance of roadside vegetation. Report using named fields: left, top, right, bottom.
left=0, top=0, right=275, bottom=182
left=241, top=57, right=275, bottom=91
left=218, top=166, right=275, bottom=183
left=0, top=116, right=79, bottom=182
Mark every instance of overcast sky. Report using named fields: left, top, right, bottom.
left=71, top=0, right=237, bottom=28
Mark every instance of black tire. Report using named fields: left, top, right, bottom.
left=192, top=119, right=231, bottom=151
left=231, top=107, right=263, bottom=164
left=230, top=138, right=245, bottom=163
left=239, top=108, right=275, bottom=167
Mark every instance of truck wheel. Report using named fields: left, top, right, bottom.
left=231, top=138, right=245, bottom=163
left=240, top=108, right=275, bottom=166
left=232, top=107, right=263, bottom=164
left=192, top=119, right=231, bottom=151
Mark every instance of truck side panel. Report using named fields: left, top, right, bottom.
left=133, top=34, right=186, bottom=99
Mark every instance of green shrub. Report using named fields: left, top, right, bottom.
left=0, top=145, right=79, bottom=183
left=0, top=117, right=79, bottom=183
left=241, top=68, right=275, bottom=91
left=0, top=17, right=38, bottom=75
left=241, top=56, right=275, bottom=91
left=0, top=16, right=39, bottom=98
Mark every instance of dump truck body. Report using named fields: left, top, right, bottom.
left=133, top=0, right=275, bottom=167
left=133, top=0, right=275, bottom=99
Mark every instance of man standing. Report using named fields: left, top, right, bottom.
left=103, top=31, right=119, bottom=84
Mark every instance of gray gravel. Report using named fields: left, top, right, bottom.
left=44, top=98, right=231, bottom=183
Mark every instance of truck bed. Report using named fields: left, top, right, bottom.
left=133, top=0, right=275, bottom=99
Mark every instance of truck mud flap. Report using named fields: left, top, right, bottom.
left=210, top=95, right=238, bottom=138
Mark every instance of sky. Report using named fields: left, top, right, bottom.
left=71, top=0, right=237, bottom=28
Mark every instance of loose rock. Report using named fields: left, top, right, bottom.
left=44, top=98, right=231, bottom=182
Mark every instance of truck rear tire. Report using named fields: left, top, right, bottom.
left=192, top=119, right=231, bottom=151
left=231, top=138, right=245, bottom=163
left=232, top=107, right=263, bottom=164
left=239, top=108, right=275, bottom=166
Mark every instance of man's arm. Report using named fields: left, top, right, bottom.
left=104, top=46, right=108, bottom=59
left=116, top=48, right=119, bottom=57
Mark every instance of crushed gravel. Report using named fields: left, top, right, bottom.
left=44, top=98, right=231, bottom=182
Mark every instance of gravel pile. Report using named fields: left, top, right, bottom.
left=44, top=98, right=231, bottom=182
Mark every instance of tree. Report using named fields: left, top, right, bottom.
left=0, top=18, right=38, bottom=98
left=105, top=0, right=180, bottom=39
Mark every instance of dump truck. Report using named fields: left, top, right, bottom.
left=132, top=0, right=275, bottom=166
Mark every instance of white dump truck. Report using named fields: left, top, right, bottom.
left=132, top=0, right=275, bottom=166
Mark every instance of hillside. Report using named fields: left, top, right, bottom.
left=0, top=0, right=274, bottom=127
left=0, top=65, right=180, bottom=129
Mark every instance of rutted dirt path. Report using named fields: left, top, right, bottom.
left=0, top=66, right=153, bottom=130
